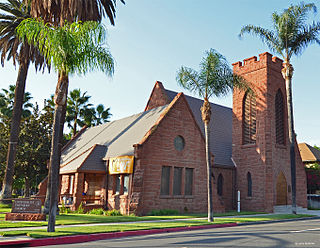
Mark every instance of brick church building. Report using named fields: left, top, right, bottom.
left=45, top=52, right=307, bottom=215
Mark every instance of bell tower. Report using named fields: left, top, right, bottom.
left=232, top=52, right=307, bottom=212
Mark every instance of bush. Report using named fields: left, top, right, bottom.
left=88, top=208, right=105, bottom=215
left=104, top=209, right=122, bottom=216
left=74, top=202, right=85, bottom=214
left=148, top=209, right=179, bottom=216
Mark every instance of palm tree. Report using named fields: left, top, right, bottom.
left=66, top=89, right=93, bottom=136
left=17, top=18, right=114, bottom=232
left=0, top=0, right=46, bottom=202
left=0, top=85, right=33, bottom=120
left=27, top=0, right=125, bottom=25
left=239, top=2, right=320, bottom=214
left=94, top=104, right=112, bottom=125
left=177, top=49, right=249, bottom=222
left=27, top=0, right=124, bottom=213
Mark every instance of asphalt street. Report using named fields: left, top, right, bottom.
left=43, top=218, right=320, bottom=248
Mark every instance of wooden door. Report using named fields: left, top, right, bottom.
left=276, top=172, right=287, bottom=205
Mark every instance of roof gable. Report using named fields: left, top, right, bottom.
left=61, top=105, right=169, bottom=167
left=164, top=89, right=233, bottom=167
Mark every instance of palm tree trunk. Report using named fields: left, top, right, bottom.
left=0, top=53, right=30, bottom=203
left=48, top=72, right=69, bottom=232
left=24, top=176, right=30, bottom=198
left=282, top=62, right=296, bottom=214
left=201, top=98, right=213, bottom=222
left=43, top=77, right=68, bottom=214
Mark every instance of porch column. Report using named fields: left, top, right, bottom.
left=73, top=172, right=84, bottom=210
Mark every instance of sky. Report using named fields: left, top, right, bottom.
left=0, top=0, right=320, bottom=146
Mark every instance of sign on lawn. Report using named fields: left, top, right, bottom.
left=109, top=156, right=134, bottom=174
left=12, top=199, right=42, bottom=213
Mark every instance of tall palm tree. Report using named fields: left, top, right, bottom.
left=27, top=0, right=124, bottom=213
left=66, top=89, right=93, bottom=136
left=239, top=2, right=320, bottom=214
left=17, top=18, right=114, bottom=232
left=177, top=49, right=249, bottom=222
left=27, top=0, right=125, bottom=25
left=0, top=0, right=46, bottom=201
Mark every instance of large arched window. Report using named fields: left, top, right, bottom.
left=243, top=92, right=256, bottom=144
left=275, top=89, right=285, bottom=145
left=247, top=172, right=252, bottom=197
left=217, top=173, right=223, bottom=196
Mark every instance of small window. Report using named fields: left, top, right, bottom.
left=160, top=166, right=171, bottom=195
left=217, top=174, right=223, bottom=196
left=173, top=167, right=182, bottom=195
left=185, top=168, right=193, bottom=195
left=123, top=175, right=129, bottom=194
left=69, top=175, right=74, bottom=195
left=247, top=172, right=252, bottom=197
left=115, top=175, right=121, bottom=194
left=174, top=136, right=185, bottom=151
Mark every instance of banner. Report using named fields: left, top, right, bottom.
left=109, top=156, right=134, bottom=174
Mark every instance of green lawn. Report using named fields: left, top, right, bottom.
left=0, top=210, right=266, bottom=228
left=0, top=214, right=313, bottom=238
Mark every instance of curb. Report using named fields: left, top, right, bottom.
left=0, top=223, right=238, bottom=247
left=237, top=216, right=320, bottom=226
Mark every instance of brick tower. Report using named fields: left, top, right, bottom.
left=232, top=52, right=307, bottom=212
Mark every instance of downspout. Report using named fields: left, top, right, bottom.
left=231, top=157, right=238, bottom=210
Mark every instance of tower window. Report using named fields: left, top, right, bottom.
left=275, top=89, right=285, bottom=145
left=247, top=172, right=252, bottom=197
left=243, top=92, right=256, bottom=144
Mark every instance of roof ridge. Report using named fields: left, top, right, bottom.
left=165, top=89, right=232, bottom=110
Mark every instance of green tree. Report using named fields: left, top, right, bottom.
left=239, top=2, right=320, bottom=214
left=66, top=89, right=93, bottom=136
left=0, top=85, right=33, bottom=120
left=17, top=19, right=114, bottom=232
left=176, top=49, right=248, bottom=222
left=93, top=104, right=112, bottom=125
left=27, top=0, right=123, bottom=215
left=29, top=0, right=125, bottom=26
left=0, top=0, right=47, bottom=202
left=15, top=103, right=51, bottom=197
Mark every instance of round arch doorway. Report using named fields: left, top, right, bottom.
left=276, top=171, right=288, bottom=205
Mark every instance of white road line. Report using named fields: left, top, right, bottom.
left=291, top=227, right=320, bottom=233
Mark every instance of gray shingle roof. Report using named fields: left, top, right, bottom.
left=166, top=90, right=233, bottom=167
left=60, top=105, right=169, bottom=171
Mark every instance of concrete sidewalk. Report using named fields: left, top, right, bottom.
left=1, top=211, right=320, bottom=247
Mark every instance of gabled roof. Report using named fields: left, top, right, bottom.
left=60, top=105, right=169, bottom=170
left=298, top=143, right=320, bottom=163
left=165, top=89, right=233, bottom=167
left=60, top=144, right=108, bottom=174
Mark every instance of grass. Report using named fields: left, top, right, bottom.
left=0, top=214, right=313, bottom=238
left=0, top=211, right=266, bottom=229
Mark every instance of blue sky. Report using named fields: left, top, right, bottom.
left=0, top=0, right=319, bottom=145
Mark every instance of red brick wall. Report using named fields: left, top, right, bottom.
left=232, top=52, right=307, bottom=212
left=131, top=94, right=225, bottom=215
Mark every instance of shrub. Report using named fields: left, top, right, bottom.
left=148, top=209, right=179, bottom=216
left=75, top=202, right=85, bottom=214
left=104, top=209, right=122, bottom=216
left=88, top=208, right=105, bottom=215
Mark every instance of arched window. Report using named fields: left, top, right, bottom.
left=275, top=89, right=285, bottom=145
left=243, top=91, right=256, bottom=144
left=217, top=174, right=223, bottom=196
left=247, top=172, right=252, bottom=197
